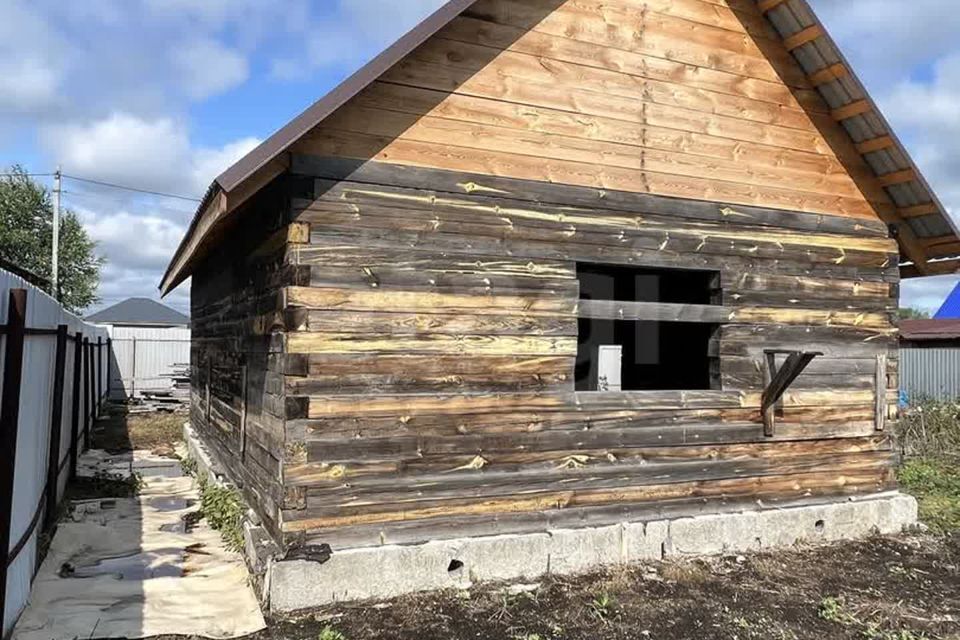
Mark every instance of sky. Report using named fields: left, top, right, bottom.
left=0, top=0, right=958, bottom=316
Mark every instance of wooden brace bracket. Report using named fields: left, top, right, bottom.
left=761, top=349, right=823, bottom=437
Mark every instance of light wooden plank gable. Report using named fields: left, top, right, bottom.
left=294, top=0, right=891, bottom=222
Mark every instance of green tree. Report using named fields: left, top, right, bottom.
left=898, top=307, right=931, bottom=320
left=0, top=166, right=104, bottom=312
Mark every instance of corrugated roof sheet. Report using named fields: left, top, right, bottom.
left=763, top=0, right=960, bottom=276
left=901, top=319, right=960, bottom=340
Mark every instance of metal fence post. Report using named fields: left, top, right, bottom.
left=82, top=338, right=91, bottom=448
left=130, top=336, right=137, bottom=399
left=96, top=336, right=102, bottom=411
left=69, top=331, right=83, bottom=478
left=105, top=337, right=112, bottom=400
left=0, top=289, right=28, bottom=625
left=44, top=324, right=68, bottom=530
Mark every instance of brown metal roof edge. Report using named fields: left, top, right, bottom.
left=216, top=0, right=478, bottom=193
left=792, top=0, right=960, bottom=259
left=159, top=0, right=478, bottom=295
left=159, top=180, right=221, bottom=294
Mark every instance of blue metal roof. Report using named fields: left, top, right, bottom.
left=934, top=283, right=960, bottom=319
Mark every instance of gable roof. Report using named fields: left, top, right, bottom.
left=86, top=297, right=190, bottom=326
left=161, top=0, right=960, bottom=294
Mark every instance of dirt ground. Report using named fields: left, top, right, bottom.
left=87, top=406, right=959, bottom=640
left=91, top=405, right=185, bottom=456
left=240, top=532, right=958, bottom=640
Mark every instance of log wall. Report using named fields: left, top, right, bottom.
left=276, top=157, right=900, bottom=549
left=189, top=178, right=308, bottom=538
left=189, top=0, right=904, bottom=551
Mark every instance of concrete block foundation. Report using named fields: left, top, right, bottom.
left=268, top=493, right=918, bottom=612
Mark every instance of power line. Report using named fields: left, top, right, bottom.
left=64, top=190, right=196, bottom=217
left=61, top=174, right=202, bottom=203
left=0, top=172, right=56, bottom=178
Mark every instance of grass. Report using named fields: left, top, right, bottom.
left=895, top=399, right=960, bottom=533
left=897, top=458, right=960, bottom=532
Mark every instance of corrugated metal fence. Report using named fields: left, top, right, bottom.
left=108, top=326, right=190, bottom=399
left=0, top=271, right=109, bottom=636
left=900, top=348, right=960, bottom=402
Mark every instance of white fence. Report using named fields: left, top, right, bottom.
left=108, top=326, right=190, bottom=399
left=0, top=271, right=109, bottom=636
left=900, top=348, right=960, bottom=402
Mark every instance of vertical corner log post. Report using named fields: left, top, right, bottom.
left=44, top=324, right=68, bottom=531
left=69, top=331, right=83, bottom=477
left=96, top=336, right=103, bottom=413
left=105, top=337, right=112, bottom=400
left=0, top=289, right=28, bottom=624
left=875, top=353, right=887, bottom=432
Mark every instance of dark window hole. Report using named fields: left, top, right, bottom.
left=447, top=559, right=464, bottom=572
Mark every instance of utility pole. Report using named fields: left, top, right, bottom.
left=52, top=166, right=61, bottom=300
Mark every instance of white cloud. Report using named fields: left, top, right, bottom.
left=41, top=112, right=260, bottom=196
left=191, top=137, right=261, bottom=192
left=810, top=0, right=960, bottom=84
left=92, top=263, right=190, bottom=315
left=902, top=275, right=959, bottom=315
left=0, top=58, right=62, bottom=114
left=79, top=209, right=187, bottom=271
left=171, top=38, right=249, bottom=100
left=0, top=1, right=67, bottom=115
left=269, top=0, right=445, bottom=80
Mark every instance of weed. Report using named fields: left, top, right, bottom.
left=660, top=560, right=710, bottom=584
left=732, top=616, right=752, bottom=630
left=818, top=596, right=858, bottom=626
left=897, top=458, right=960, bottom=532
left=197, top=476, right=245, bottom=552
left=317, top=625, right=346, bottom=640
left=180, top=455, right=198, bottom=477
left=589, top=592, right=617, bottom=623
left=818, top=596, right=928, bottom=640
left=896, top=400, right=960, bottom=458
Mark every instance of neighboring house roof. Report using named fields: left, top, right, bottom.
left=86, top=297, right=190, bottom=326
left=934, top=283, right=960, bottom=319
left=160, top=0, right=960, bottom=294
left=900, top=319, right=960, bottom=342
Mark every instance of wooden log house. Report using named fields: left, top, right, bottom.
left=162, top=0, right=960, bottom=555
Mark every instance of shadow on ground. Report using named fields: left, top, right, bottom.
left=90, top=404, right=186, bottom=456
